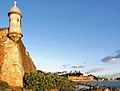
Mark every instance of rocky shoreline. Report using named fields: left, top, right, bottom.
left=77, top=83, right=120, bottom=91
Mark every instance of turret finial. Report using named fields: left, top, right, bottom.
left=14, top=0, right=17, bottom=7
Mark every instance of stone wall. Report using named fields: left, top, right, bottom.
left=0, top=28, right=36, bottom=87
left=0, top=28, right=8, bottom=80
left=68, top=75, right=94, bottom=82
left=19, top=40, right=36, bottom=73
left=0, top=88, right=36, bottom=91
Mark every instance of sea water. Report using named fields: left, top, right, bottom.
left=78, top=80, right=120, bottom=88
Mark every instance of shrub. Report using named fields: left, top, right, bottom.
left=23, top=70, right=76, bottom=90
left=0, top=80, right=9, bottom=89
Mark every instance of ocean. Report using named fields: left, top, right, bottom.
left=77, top=80, right=120, bottom=88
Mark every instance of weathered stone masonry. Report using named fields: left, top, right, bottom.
left=0, top=1, right=36, bottom=87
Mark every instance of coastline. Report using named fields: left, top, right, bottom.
left=76, top=80, right=120, bottom=91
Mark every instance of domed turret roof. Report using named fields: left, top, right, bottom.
left=8, top=1, right=22, bottom=17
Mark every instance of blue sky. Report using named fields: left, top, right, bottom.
left=0, top=0, right=120, bottom=76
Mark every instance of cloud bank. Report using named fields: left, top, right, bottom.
left=115, top=50, right=120, bottom=58
left=86, top=68, right=104, bottom=74
left=62, top=64, right=70, bottom=69
left=102, top=50, right=120, bottom=64
left=102, top=56, right=117, bottom=64
left=72, top=65, right=84, bottom=68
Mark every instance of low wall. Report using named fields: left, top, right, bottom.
left=0, top=88, right=60, bottom=91
left=0, top=88, right=35, bottom=91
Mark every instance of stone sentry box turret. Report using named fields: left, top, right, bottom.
left=8, top=0, right=23, bottom=43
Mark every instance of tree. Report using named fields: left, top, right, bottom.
left=23, top=70, right=76, bottom=91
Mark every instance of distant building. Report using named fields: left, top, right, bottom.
left=61, top=72, right=95, bottom=82
left=68, top=74, right=94, bottom=82
left=0, top=1, right=36, bottom=87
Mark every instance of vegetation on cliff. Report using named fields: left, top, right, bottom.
left=23, top=70, right=76, bottom=91
left=0, top=80, right=9, bottom=89
left=61, top=71, right=83, bottom=77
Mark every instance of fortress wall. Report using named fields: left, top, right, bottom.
left=68, top=75, right=94, bottom=82
left=0, top=28, right=24, bottom=87
left=19, top=40, right=36, bottom=73
left=0, top=28, right=36, bottom=87
left=0, top=28, right=8, bottom=79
